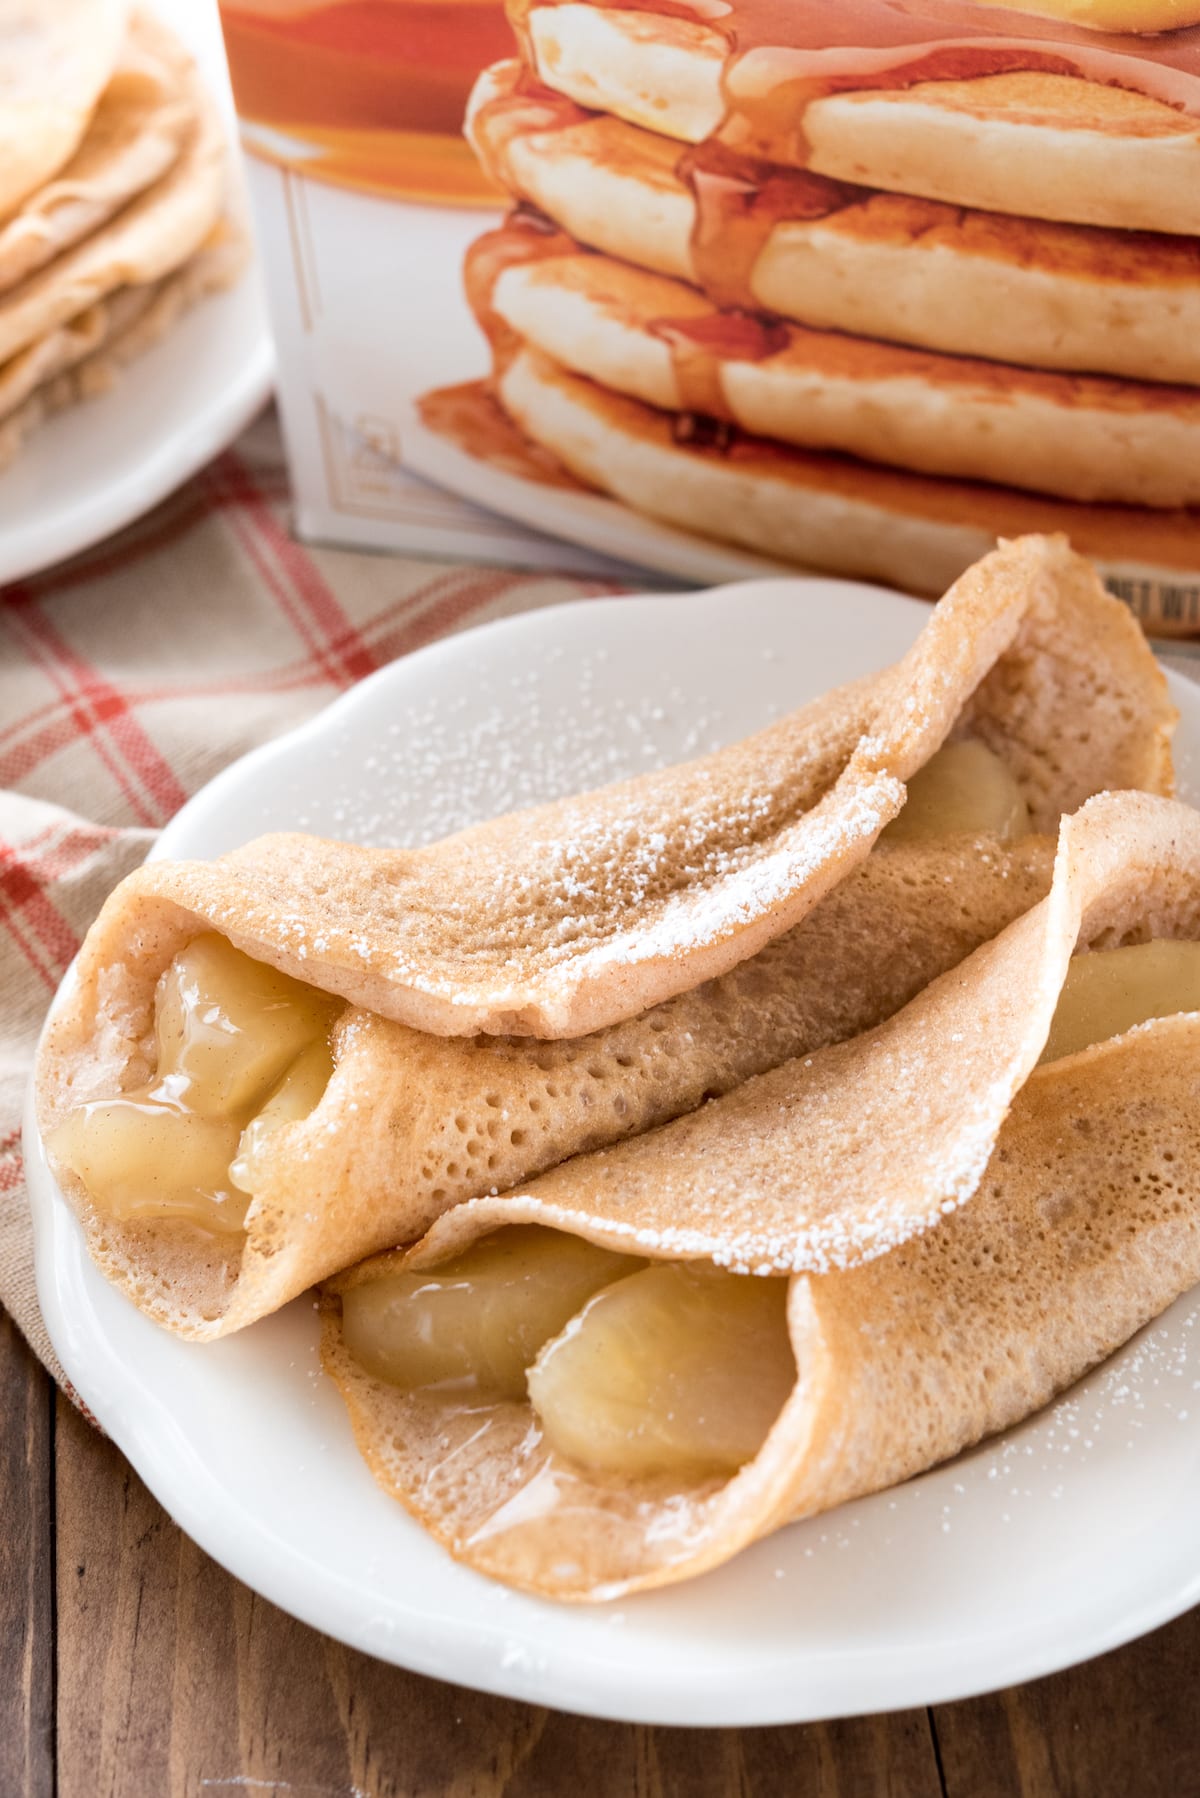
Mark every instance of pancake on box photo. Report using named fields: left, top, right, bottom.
left=411, top=0, right=1200, bottom=622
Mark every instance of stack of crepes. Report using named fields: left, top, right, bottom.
left=0, top=1, right=245, bottom=467
left=35, top=536, right=1200, bottom=1600
left=423, top=0, right=1200, bottom=622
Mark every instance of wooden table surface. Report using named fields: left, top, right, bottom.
left=5, top=1311, right=1197, bottom=1798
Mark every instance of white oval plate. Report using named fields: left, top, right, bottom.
left=0, top=0, right=274, bottom=587
left=24, top=578, right=1200, bottom=1726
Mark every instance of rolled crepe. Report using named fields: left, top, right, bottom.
left=35, top=539, right=1171, bottom=1337
left=321, top=791, right=1200, bottom=1601
left=41, top=837, right=1050, bottom=1335
left=36, top=537, right=1173, bottom=1045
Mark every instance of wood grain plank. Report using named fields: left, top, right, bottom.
left=55, top=1387, right=182, bottom=1798
left=933, top=1607, right=1200, bottom=1798
left=53, top=1405, right=944, bottom=1798
left=0, top=1311, right=55, bottom=1798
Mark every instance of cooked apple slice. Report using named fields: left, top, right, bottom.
left=230, top=1037, right=335, bottom=1194
left=51, top=935, right=337, bottom=1231
left=154, top=933, right=337, bottom=1115
left=528, top=1262, right=795, bottom=1481
left=1040, top=939, right=1200, bottom=1064
left=341, top=1226, right=641, bottom=1400
left=48, top=1098, right=247, bottom=1234
left=884, top=740, right=1031, bottom=844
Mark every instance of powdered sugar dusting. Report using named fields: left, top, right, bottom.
left=286, top=650, right=735, bottom=850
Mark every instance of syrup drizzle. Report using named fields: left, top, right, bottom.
left=463, top=2, right=1200, bottom=494
left=462, top=208, right=584, bottom=367
left=418, top=378, right=587, bottom=490
left=510, top=0, right=1200, bottom=122
left=678, top=145, right=859, bottom=310
left=423, top=210, right=593, bottom=485
left=650, top=310, right=790, bottom=417
left=469, top=64, right=593, bottom=166
left=479, top=0, right=1200, bottom=428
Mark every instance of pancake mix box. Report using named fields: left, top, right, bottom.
left=217, top=0, right=1200, bottom=630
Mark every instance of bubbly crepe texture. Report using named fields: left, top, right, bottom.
left=521, top=4, right=1200, bottom=232
left=0, top=12, right=194, bottom=297
left=36, top=538, right=1172, bottom=1334
left=36, top=837, right=1052, bottom=1337
left=321, top=791, right=1200, bottom=1600
left=467, top=62, right=1200, bottom=386
left=492, top=345, right=1200, bottom=610
left=480, top=231, right=1200, bottom=507
left=0, top=33, right=227, bottom=368
left=0, top=0, right=130, bottom=216
left=36, top=537, right=1171, bottom=1044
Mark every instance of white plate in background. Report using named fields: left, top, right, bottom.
left=24, top=577, right=1200, bottom=1724
left=0, top=0, right=273, bottom=587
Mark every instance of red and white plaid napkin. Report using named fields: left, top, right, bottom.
left=0, top=405, right=626, bottom=1385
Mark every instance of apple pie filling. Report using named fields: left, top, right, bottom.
left=341, top=928, right=1200, bottom=1485
left=1040, top=939, right=1200, bottom=1066
left=50, top=934, right=338, bottom=1235
left=884, top=740, right=1031, bottom=844
left=342, top=1225, right=797, bottom=1482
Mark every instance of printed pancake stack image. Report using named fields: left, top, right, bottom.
left=34, top=535, right=1200, bottom=1598
left=435, top=0, right=1200, bottom=620
left=0, top=0, right=246, bottom=467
